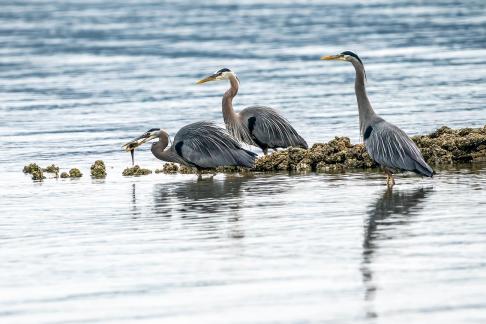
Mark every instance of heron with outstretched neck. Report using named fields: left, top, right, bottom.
left=321, top=51, right=434, bottom=186
left=196, top=68, right=308, bottom=155
left=122, top=121, right=257, bottom=173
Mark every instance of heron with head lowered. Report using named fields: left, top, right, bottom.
left=321, top=51, right=434, bottom=186
left=122, top=121, right=257, bottom=174
left=197, top=68, right=308, bottom=155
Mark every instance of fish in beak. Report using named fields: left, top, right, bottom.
left=122, top=128, right=160, bottom=165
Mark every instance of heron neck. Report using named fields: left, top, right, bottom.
left=150, top=131, right=170, bottom=161
left=352, top=61, right=376, bottom=135
left=222, top=74, right=240, bottom=125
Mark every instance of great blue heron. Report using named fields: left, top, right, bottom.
left=321, top=51, right=434, bottom=186
left=122, top=121, right=257, bottom=172
left=196, top=68, right=308, bottom=154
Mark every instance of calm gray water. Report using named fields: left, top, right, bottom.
left=1, top=0, right=486, bottom=323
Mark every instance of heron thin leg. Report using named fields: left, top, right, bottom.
left=263, top=148, right=268, bottom=155
left=384, top=168, right=395, bottom=187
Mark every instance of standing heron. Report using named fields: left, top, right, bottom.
left=196, top=68, right=308, bottom=154
left=122, top=121, right=257, bottom=172
left=321, top=51, right=434, bottom=186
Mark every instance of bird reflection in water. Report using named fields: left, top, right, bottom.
left=130, top=183, right=142, bottom=219
left=152, top=175, right=252, bottom=238
left=361, top=187, right=432, bottom=319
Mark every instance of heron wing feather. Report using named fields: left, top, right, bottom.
left=174, top=121, right=257, bottom=168
left=240, top=106, right=308, bottom=149
left=365, top=120, right=433, bottom=176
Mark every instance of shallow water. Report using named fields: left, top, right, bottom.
left=1, top=0, right=486, bottom=323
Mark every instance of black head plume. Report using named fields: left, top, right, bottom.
left=147, top=128, right=160, bottom=133
left=341, top=51, right=364, bottom=66
left=217, top=68, right=231, bottom=74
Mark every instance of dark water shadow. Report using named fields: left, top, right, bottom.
left=361, top=187, right=433, bottom=319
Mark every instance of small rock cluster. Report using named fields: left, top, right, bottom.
left=60, top=168, right=83, bottom=178
left=24, top=163, right=85, bottom=181
left=23, top=163, right=46, bottom=181
left=122, top=165, right=152, bottom=176
left=90, top=160, right=107, bottom=179
left=43, top=164, right=60, bottom=176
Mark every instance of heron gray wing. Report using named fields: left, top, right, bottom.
left=240, top=106, right=308, bottom=149
left=364, top=120, right=433, bottom=176
left=173, top=121, right=257, bottom=169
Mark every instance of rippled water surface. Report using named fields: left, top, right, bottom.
left=1, top=0, right=486, bottom=323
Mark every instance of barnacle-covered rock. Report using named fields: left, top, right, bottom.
left=252, top=125, right=486, bottom=173
left=43, top=164, right=60, bottom=175
left=90, top=160, right=107, bottom=178
left=159, top=162, right=179, bottom=174
left=288, top=147, right=308, bottom=168
left=253, top=150, right=289, bottom=171
left=31, top=169, right=45, bottom=181
left=23, top=163, right=46, bottom=181
left=428, top=126, right=455, bottom=138
left=69, top=168, right=83, bottom=178
left=412, top=124, right=486, bottom=164
left=23, top=163, right=42, bottom=174
left=178, top=165, right=197, bottom=174
left=122, top=165, right=152, bottom=176
left=295, top=159, right=312, bottom=172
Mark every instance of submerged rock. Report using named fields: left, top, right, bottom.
left=69, top=168, right=83, bottom=178
left=90, top=160, right=107, bottom=179
left=122, top=165, right=152, bottom=176
left=60, top=172, right=70, bottom=178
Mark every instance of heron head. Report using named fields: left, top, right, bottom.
left=196, top=68, right=238, bottom=84
left=320, top=51, right=364, bottom=66
left=122, top=128, right=161, bottom=151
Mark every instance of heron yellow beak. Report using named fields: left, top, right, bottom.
left=196, top=75, right=217, bottom=84
left=320, top=54, right=344, bottom=61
